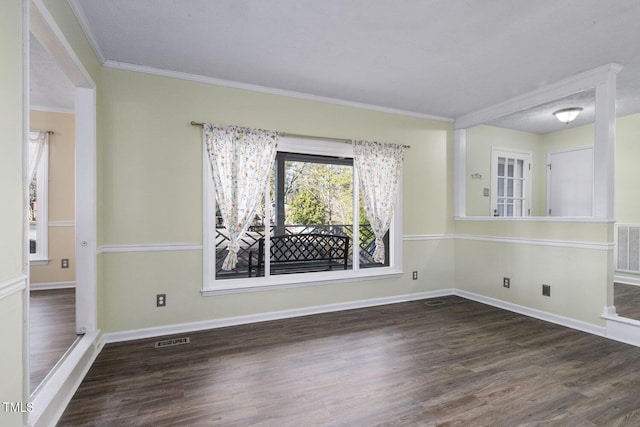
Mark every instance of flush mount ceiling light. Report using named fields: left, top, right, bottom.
left=552, top=107, right=583, bottom=124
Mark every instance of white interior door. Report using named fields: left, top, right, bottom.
left=547, top=146, right=593, bottom=216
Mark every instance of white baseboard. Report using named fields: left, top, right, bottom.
left=603, top=315, right=640, bottom=347
left=614, top=274, right=640, bottom=287
left=30, top=281, right=75, bottom=291
left=103, top=289, right=454, bottom=344
left=454, top=289, right=607, bottom=337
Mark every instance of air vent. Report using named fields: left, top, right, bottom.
left=616, top=224, right=640, bottom=273
left=424, top=300, right=445, bottom=307
left=155, top=337, right=190, bottom=348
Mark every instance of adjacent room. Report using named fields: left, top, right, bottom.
left=3, top=1, right=640, bottom=426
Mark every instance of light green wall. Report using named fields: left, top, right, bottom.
left=616, top=113, right=640, bottom=224
left=454, top=220, right=612, bottom=325
left=466, top=125, right=543, bottom=216
left=100, top=67, right=454, bottom=332
left=614, top=112, right=640, bottom=283
left=459, top=121, right=610, bottom=326
left=466, top=123, right=595, bottom=217
left=39, top=0, right=627, bottom=354
left=0, top=1, right=26, bottom=426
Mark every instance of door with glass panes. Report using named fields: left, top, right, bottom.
left=491, top=149, right=531, bottom=217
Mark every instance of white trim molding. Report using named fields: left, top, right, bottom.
left=602, top=314, right=640, bottom=347
left=67, top=0, right=106, bottom=64
left=30, top=281, right=75, bottom=290
left=97, top=234, right=608, bottom=254
left=103, top=60, right=453, bottom=123
left=49, top=220, right=75, bottom=227
left=456, top=289, right=607, bottom=337
left=614, top=274, right=640, bottom=287
left=455, top=63, right=623, bottom=130
left=0, top=275, right=28, bottom=300
left=28, top=331, right=102, bottom=427
left=455, top=234, right=613, bottom=251
left=100, top=243, right=203, bottom=253
left=103, top=289, right=453, bottom=344
left=403, top=234, right=454, bottom=241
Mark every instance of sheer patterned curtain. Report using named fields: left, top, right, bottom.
left=203, top=123, right=279, bottom=270
left=353, top=140, right=405, bottom=263
left=28, top=131, right=48, bottom=182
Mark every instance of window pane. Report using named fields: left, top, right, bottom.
left=507, top=179, right=513, bottom=197
left=515, top=179, right=523, bottom=198
left=507, top=203, right=514, bottom=217
left=507, top=158, right=514, bottom=177
left=215, top=153, right=358, bottom=279
left=498, top=158, right=505, bottom=177
left=516, top=159, right=524, bottom=179
left=498, top=178, right=504, bottom=196
left=515, top=200, right=523, bottom=216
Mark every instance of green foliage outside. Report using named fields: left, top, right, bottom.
left=288, top=188, right=327, bottom=224
left=285, top=162, right=353, bottom=225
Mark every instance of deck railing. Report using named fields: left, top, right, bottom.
left=215, top=224, right=383, bottom=278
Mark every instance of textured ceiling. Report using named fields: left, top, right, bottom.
left=30, top=34, right=75, bottom=111
left=33, top=1, right=640, bottom=133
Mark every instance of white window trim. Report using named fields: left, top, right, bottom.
left=29, top=133, right=49, bottom=264
left=490, top=147, right=532, bottom=217
left=202, top=136, right=403, bottom=295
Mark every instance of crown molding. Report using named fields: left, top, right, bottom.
left=104, top=60, right=454, bottom=123
left=67, top=0, right=106, bottom=64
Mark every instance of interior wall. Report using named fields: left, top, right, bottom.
left=615, top=113, right=640, bottom=224
left=465, top=125, right=543, bottom=216
left=29, top=110, right=76, bottom=285
left=99, top=67, right=454, bottom=333
left=454, top=220, right=612, bottom=326
left=614, top=112, right=640, bottom=283
left=0, top=0, right=26, bottom=426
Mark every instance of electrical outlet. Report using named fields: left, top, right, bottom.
left=412, top=271, right=418, bottom=280
left=156, top=294, right=166, bottom=307
left=503, top=277, right=510, bottom=288
left=61, top=258, right=69, bottom=268
left=542, top=284, right=551, bottom=297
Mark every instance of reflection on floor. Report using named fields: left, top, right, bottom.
left=29, top=288, right=78, bottom=392
left=614, top=282, right=640, bottom=321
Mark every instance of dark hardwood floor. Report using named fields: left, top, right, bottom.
left=30, top=288, right=78, bottom=392
left=59, top=296, right=640, bottom=426
left=614, top=283, right=640, bottom=321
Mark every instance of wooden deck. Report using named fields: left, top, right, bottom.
left=59, top=296, right=640, bottom=426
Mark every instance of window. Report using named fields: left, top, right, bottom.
left=491, top=148, right=531, bottom=217
left=29, top=131, right=49, bottom=263
left=203, top=137, right=402, bottom=293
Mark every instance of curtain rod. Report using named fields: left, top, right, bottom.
left=190, top=121, right=410, bottom=148
left=31, top=129, right=54, bottom=135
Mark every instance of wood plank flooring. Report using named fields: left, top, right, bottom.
left=30, top=288, right=78, bottom=392
left=614, top=283, right=640, bottom=321
left=58, top=296, right=640, bottom=426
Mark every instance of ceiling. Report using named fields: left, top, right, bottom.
left=32, top=0, right=640, bottom=133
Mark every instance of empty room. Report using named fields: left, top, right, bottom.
left=3, top=1, right=640, bottom=426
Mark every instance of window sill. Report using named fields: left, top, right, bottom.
left=29, top=258, right=50, bottom=266
left=201, top=268, right=403, bottom=296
